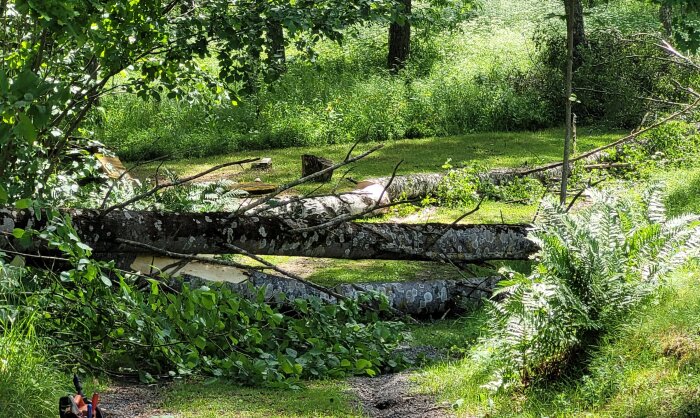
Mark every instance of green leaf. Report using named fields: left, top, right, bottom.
left=194, top=336, right=206, bottom=349
left=355, top=359, right=372, bottom=370
left=100, top=275, right=112, bottom=287
left=0, top=70, right=8, bottom=96
left=15, top=113, right=37, bottom=143
left=11, top=228, right=24, bottom=238
left=0, top=185, right=7, bottom=204
left=14, top=198, right=32, bottom=209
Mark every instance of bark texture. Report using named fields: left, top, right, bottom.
left=0, top=208, right=538, bottom=263
left=253, top=183, right=390, bottom=222
left=189, top=272, right=500, bottom=315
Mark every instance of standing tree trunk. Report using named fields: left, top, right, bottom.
left=267, top=19, right=286, bottom=76
left=387, top=0, right=411, bottom=73
left=572, top=0, right=586, bottom=69
left=561, top=0, right=575, bottom=205
left=659, top=3, right=673, bottom=37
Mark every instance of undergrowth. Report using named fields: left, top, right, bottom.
left=0, top=209, right=407, bottom=387
left=0, top=319, right=67, bottom=417
left=418, top=185, right=700, bottom=416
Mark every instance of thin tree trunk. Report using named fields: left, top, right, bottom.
left=387, top=0, right=411, bottom=73
left=572, top=0, right=586, bottom=69
left=561, top=0, right=575, bottom=205
left=659, top=3, right=673, bottom=37
left=0, top=209, right=538, bottom=263
left=267, top=19, right=286, bottom=75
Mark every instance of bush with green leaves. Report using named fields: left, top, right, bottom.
left=481, top=185, right=700, bottom=390
left=533, top=27, right=696, bottom=129
left=0, top=210, right=407, bottom=387
left=435, top=161, right=546, bottom=208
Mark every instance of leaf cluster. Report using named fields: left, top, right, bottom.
left=0, top=209, right=407, bottom=386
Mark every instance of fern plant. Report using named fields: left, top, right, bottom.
left=482, top=185, right=700, bottom=390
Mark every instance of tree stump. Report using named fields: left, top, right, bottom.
left=251, top=157, right=272, bottom=170
left=301, top=154, right=334, bottom=182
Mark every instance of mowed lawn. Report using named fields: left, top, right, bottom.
left=131, top=128, right=620, bottom=193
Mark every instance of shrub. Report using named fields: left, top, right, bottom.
left=482, top=186, right=700, bottom=390
left=0, top=210, right=407, bottom=387
left=533, top=27, right=696, bottom=129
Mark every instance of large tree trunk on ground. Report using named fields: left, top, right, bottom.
left=366, top=150, right=621, bottom=201
left=188, top=272, right=500, bottom=315
left=0, top=209, right=537, bottom=263
left=253, top=183, right=390, bottom=221
left=387, top=0, right=411, bottom=72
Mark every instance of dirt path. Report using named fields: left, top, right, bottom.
left=99, top=384, right=169, bottom=418
left=349, top=372, right=454, bottom=418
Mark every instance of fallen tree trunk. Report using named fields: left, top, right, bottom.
left=187, top=272, right=500, bottom=315
left=0, top=208, right=538, bottom=262
left=250, top=183, right=390, bottom=221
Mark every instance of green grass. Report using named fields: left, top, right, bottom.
left=159, top=380, right=359, bottom=418
left=662, top=165, right=700, bottom=217
left=133, top=128, right=617, bottom=183
left=409, top=309, right=489, bottom=353
left=0, top=320, right=69, bottom=417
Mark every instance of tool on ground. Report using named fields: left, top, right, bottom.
left=59, top=375, right=106, bottom=418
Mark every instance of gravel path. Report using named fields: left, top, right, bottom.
left=98, top=384, right=170, bottom=418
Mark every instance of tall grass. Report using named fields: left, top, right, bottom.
left=94, top=0, right=665, bottom=160
left=0, top=318, right=67, bottom=417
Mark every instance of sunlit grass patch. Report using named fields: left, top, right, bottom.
left=160, top=379, right=359, bottom=418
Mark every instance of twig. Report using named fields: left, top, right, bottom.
left=99, top=155, right=170, bottom=210
left=114, top=238, right=267, bottom=271
left=101, top=158, right=259, bottom=215
left=236, top=145, right=384, bottom=214
left=565, top=177, right=607, bottom=212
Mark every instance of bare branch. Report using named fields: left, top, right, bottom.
left=291, top=159, right=404, bottom=234
left=99, top=155, right=170, bottom=210
left=102, top=158, right=259, bottom=215
left=517, top=97, right=700, bottom=177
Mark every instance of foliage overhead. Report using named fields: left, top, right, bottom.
left=0, top=0, right=400, bottom=203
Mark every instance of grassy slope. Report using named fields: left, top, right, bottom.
left=417, top=266, right=700, bottom=417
